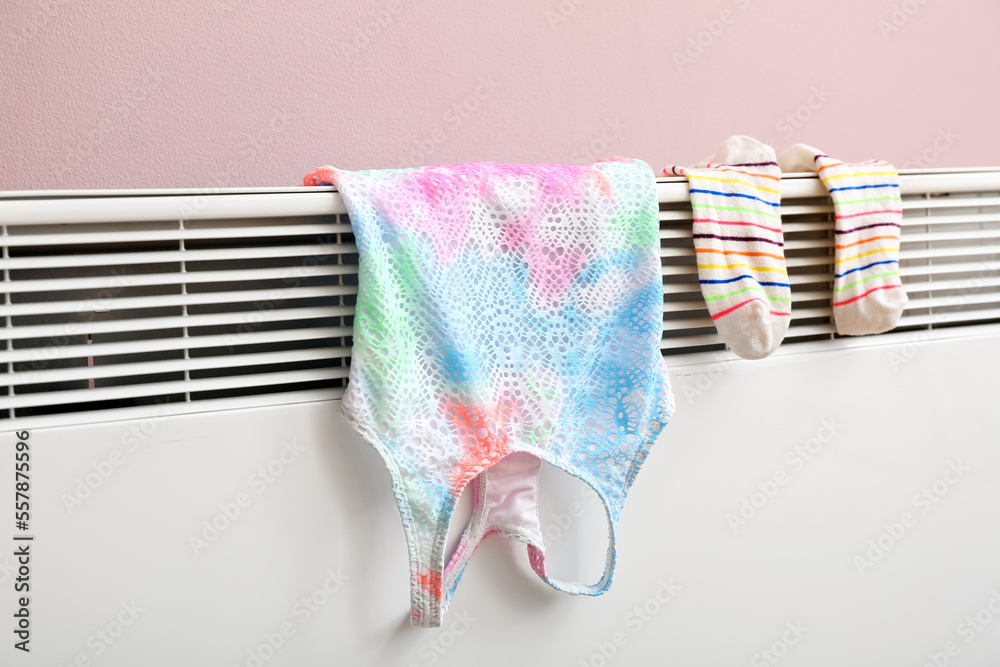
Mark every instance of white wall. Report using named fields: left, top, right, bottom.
left=3, top=330, right=1000, bottom=666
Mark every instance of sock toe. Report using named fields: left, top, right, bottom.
left=836, top=287, right=909, bottom=335
left=717, top=300, right=786, bottom=360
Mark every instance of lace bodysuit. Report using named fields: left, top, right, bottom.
left=302, top=159, right=674, bottom=627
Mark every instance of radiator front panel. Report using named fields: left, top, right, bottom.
left=3, top=331, right=998, bottom=666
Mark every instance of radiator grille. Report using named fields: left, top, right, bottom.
left=0, top=196, right=357, bottom=425
left=2, top=170, right=999, bottom=428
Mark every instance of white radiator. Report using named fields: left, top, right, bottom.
left=1, top=170, right=999, bottom=666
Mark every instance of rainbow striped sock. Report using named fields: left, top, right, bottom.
left=667, top=135, right=791, bottom=360
left=779, top=144, right=908, bottom=335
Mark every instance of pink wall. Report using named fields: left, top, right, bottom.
left=2, top=0, right=998, bottom=191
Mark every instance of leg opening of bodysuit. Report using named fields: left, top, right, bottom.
left=405, top=449, right=543, bottom=628
left=406, top=450, right=617, bottom=626
left=440, top=452, right=545, bottom=597
left=530, top=460, right=614, bottom=595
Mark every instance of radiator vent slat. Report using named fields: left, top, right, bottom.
left=901, top=308, right=1000, bottom=327
left=3, top=223, right=352, bottom=247
left=2, top=306, right=353, bottom=341
left=3, top=243, right=356, bottom=270
left=1, top=264, right=355, bottom=294
left=0, top=285, right=357, bottom=317
left=899, top=260, right=1000, bottom=277
left=2, top=168, right=999, bottom=428
left=0, top=367, right=350, bottom=411
left=5, top=348, right=341, bottom=387
left=0, top=326, right=352, bottom=364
